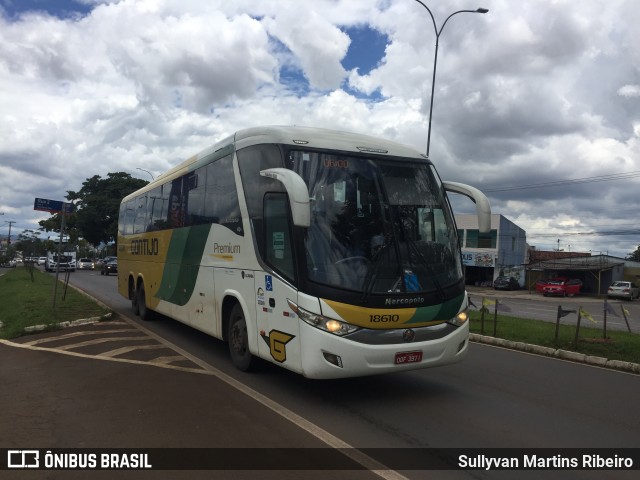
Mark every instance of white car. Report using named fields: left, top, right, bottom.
left=607, top=281, right=640, bottom=301
left=77, top=258, right=94, bottom=270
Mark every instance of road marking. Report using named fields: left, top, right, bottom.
left=0, top=339, right=211, bottom=375
left=119, top=314, right=410, bottom=480
left=53, top=336, right=153, bottom=351
left=150, top=355, right=188, bottom=365
left=22, top=328, right=136, bottom=346
left=100, top=344, right=167, bottom=358
left=2, top=313, right=409, bottom=480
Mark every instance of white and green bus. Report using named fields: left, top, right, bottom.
left=117, top=126, right=490, bottom=379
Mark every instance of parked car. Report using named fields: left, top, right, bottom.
left=607, top=281, right=640, bottom=301
left=493, top=276, right=520, bottom=290
left=539, top=277, right=583, bottom=297
left=77, top=258, right=94, bottom=270
left=101, top=259, right=118, bottom=276
left=38, top=257, right=47, bottom=265
left=535, top=278, right=560, bottom=293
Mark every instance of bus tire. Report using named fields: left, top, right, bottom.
left=130, top=279, right=139, bottom=316
left=137, top=282, right=154, bottom=321
left=227, top=303, right=254, bottom=372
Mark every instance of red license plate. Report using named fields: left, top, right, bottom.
left=395, top=351, right=423, bottom=365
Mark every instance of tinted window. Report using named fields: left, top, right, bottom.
left=147, top=186, right=165, bottom=231
left=466, top=229, right=497, bottom=248
left=264, top=193, right=295, bottom=281
left=237, top=144, right=285, bottom=258
left=186, top=169, right=206, bottom=225
left=120, top=153, right=244, bottom=236
left=205, top=154, right=243, bottom=234
left=167, top=177, right=185, bottom=228
left=133, top=195, right=147, bottom=234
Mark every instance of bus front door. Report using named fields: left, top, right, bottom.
left=255, top=273, right=301, bottom=373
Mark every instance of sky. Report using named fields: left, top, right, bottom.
left=0, top=0, right=639, bottom=258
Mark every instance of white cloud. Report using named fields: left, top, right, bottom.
left=0, top=0, right=639, bottom=257
left=618, top=84, right=640, bottom=98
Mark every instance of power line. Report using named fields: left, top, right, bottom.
left=484, top=171, right=640, bottom=193
left=527, top=230, right=640, bottom=238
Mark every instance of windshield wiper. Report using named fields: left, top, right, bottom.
left=403, top=237, right=446, bottom=302
left=360, top=239, right=397, bottom=303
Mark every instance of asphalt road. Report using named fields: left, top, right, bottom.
left=2, top=268, right=639, bottom=479
left=74, top=270, right=640, bottom=477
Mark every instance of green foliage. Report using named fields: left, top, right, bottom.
left=469, top=310, right=640, bottom=364
left=13, top=230, right=47, bottom=257
left=0, top=267, right=110, bottom=339
left=38, top=172, right=148, bottom=247
left=627, top=245, right=640, bottom=262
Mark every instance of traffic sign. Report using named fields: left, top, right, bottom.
left=33, top=198, right=74, bottom=214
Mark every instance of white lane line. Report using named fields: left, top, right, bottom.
left=149, top=355, right=190, bottom=365
left=119, top=314, right=409, bottom=480
left=0, top=339, right=212, bottom=375
left=100, top=344, right=168, bottom=358
left=22, top=329, right=140, bottom=346
left=4, top=312, right=409, bottom=480
left=53, top=336, right=153, bottom=351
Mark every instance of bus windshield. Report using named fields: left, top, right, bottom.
left=288, top=151, right=462, bottom=295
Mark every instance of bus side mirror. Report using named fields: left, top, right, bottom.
left=260, top=168, right=310, bottom=227
left=442, top=181, right=492, bottom=233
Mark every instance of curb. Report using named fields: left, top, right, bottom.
left=470, top=333, right=640, bottom=375
left=23, top=313, right=114, bottom=333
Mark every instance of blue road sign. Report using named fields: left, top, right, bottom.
left=34, top=198, right=74, bottom=213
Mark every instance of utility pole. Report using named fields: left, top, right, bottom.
left=4, top=220, right=16, bottom=245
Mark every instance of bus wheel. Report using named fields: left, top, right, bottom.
left=228, top=303, right=254, bottom=371
left=130, top=280, right=139, bottom=316
left=137, top=283, right=153, bottom=321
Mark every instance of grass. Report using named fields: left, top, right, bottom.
left=0, top=266, right=111, bottom=339
left=469, top=309, right=640, bottom=365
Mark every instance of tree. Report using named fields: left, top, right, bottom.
left=14, top=230, right=44, bottom=257
left=627, top=245, right=640, bottom=262
left=39, top=172, right=148, bottom=247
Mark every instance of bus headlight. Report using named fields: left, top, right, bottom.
left=448, top=310, right=469, bottom=327
left=287, top=300, right=360, bottom=336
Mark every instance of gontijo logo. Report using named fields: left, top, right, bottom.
left=130, top=238, right=159, bottom=255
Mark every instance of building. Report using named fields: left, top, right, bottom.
left=455, top=214, right=640, bottom=294
left=455, top=214, right=527, bottom=287
left=525, top=254, right=640, bottom=295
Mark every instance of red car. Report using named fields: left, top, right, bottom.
left=537, top=277, right=583, bottom=297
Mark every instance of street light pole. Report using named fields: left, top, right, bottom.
left=136, top=167, right=155, bottom=181
left=413, top=1, right=488, bottom=158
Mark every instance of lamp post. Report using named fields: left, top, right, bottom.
left=413, top=1, right=488, bottom=157
left=136, top=167, right=155, bottom=181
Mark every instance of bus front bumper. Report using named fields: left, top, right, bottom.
left=298, top=320, right=469, bottom=379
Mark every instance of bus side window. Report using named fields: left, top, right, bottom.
left=168, top=177, right=185, bottom=228
left=133, top=195, right=147, bottom=234
left=264, top=193, right=295, bottom=282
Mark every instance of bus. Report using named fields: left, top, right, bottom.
left=117, top=126, right=491, bottom=379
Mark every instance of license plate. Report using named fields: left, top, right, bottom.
left=395, top=351, right=423, bottom=365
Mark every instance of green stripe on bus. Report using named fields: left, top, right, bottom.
left=156, top=224, right=211, bottom=306
left=405, top=292, right=465, bottom=324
